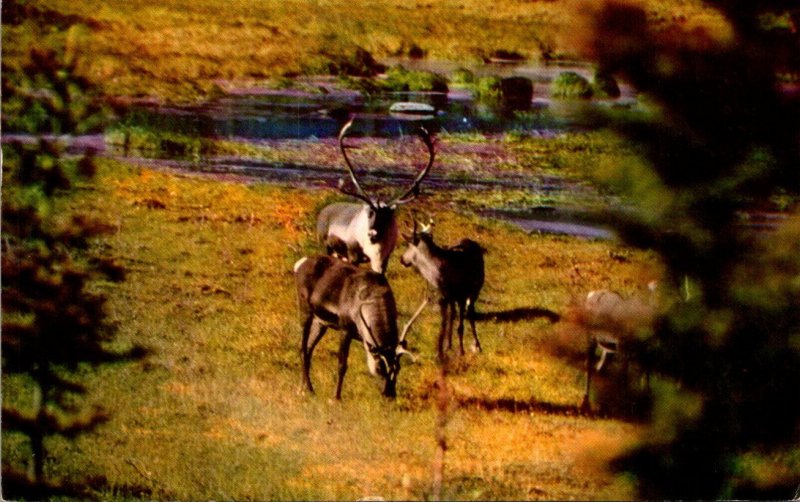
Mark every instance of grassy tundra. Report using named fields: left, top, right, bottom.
left=2, top=157, right=661, bottom=499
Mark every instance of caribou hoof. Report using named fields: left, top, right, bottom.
left=471, top=344, right=482, bottom=354
left=580, top=397, right=593, bottom=415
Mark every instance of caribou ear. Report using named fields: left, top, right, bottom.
left=396, top=345, right=417, bottom=363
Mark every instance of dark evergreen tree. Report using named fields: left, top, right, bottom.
left=2, top=48, right=144, bottom=499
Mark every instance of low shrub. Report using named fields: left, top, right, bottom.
left=473, top=75, right=503, bottom=102
left=500, top=76, right=533, bottom=109
left=383, top=65, right=448, bottom=93
left=489, top=49, right=526, bottom=62
left=451, top=67, right=476, bottom=85
left=551, top=71, right=593, bottom=99
left=471, top=76, right=533, bottom=110
left=337, top=75, right=384, bottom=96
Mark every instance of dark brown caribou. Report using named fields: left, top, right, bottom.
left=400, top=221, right=486, bottom=360
left=294, top=255, right=414, bottom=399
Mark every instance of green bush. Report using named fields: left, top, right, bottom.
left=471, top=76, right=533, bottom=109
left=105, top=125, right=208, bottom=160
left=551, top=71, right=593, bottom=99
left=451, top=67, right=476, bottom=85
left=473, top=75, right=503, bottom=102
left=2, top=47, right=144, bottom=499
left=383, top=65, right=448, bottom=93
left=337, top=75, right=384, bottom=96
left=1, top=49, right=109, bottom=134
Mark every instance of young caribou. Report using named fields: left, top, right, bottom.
left=294, top=255, right=414, bottom=400
left=316, top=119, right=436, bottom=274
left=400, top=221, right=486, bottom=359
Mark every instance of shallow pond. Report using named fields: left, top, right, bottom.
left=123, top=61, right=638, bottom=141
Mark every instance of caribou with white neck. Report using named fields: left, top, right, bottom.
left=316, top=119, right=436, bottom=274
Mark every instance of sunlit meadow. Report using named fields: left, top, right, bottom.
left=1, top=157, right=660, bottom=499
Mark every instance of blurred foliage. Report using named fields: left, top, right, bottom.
left=551, top=71, right=593, bottom=99
left=1, top=47, right=144, bottom=499
left=472, top=75, right=504, bottom=103
left=2, top=47, right=109, bottom=134
left=575, top=1, right=800, bottom=498
left=465, top=75, right=535, bottom=111
left=450, top=67, right=477, bottom=86
left=383, top=65, right=449, bottom=93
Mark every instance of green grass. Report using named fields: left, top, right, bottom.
left=2, top=157, right=662, bottom=499
left=104, top=125, right=290, bottom=162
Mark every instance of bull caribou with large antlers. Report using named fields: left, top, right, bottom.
left=316, top=119, right=436, bottom=274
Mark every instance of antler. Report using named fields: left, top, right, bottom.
left=399, top=293, right=430, bottom=345
left=390, top=126, right=436, bottom=206
left=338, top=119, right=375, bottom=207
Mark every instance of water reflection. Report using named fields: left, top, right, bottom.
left=123, top=86, right=635, bottom=141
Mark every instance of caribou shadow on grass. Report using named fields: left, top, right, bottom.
left=474, top=307, right=560, bottom=324
left=2, top=468, right=161, bottom=501
left=454, top=306, right=585, bottom=418
left=471, top=304, right=654, bottom=419
left=458, top=395, right=581, bottom=417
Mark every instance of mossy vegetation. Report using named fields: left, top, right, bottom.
left=383, top=66, right=449, bottom=93
left=104, top=125, right=287, bottom=162
left=551, top=71, right=594, bottom=99
left=472, top=76, right=504, bottom=102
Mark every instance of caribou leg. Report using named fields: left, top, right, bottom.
left=447, top=301, right=457, bottom=350
left=302, top=317, right=328, bottom=394
left=437, top=299, right=449, bottom=360
left=456, top=299, right=467, bottom=355
left=581, top=335, right=598, bottom=413
left=334, top=331, right=354, bottom=400
left=300, top=315, right=315, bottom=393
left=467, top=298, right=482, bottom=353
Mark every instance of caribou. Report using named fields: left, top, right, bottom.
left=577, top=284, right=658, bottom=413
left=316, top=119, right=436, bottom=275
left=400, top=220, right=486, bottom=360
left=294, top=255, right=414, bottom=400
